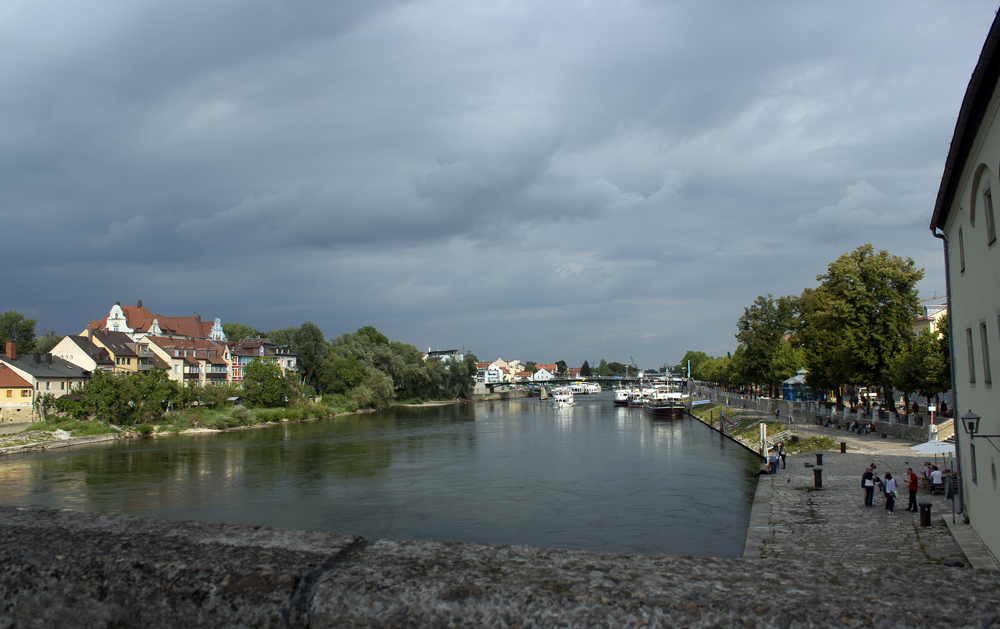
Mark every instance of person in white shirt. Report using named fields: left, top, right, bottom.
left=883, top=472, right=897, bottom=514
left=930, top=466, right=944, bottom=487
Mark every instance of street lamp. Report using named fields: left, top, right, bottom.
left=961, top=409, right=1000, bottom=453
left=961, top=410, right=981, bottom=437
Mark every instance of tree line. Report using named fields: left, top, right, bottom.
left=680, top=244, right=951, bottom=408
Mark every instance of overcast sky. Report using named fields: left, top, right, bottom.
left=2, top=1, right=996, bottom=368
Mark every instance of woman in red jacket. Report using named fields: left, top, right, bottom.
left=905, top=467, right=919, bottom=512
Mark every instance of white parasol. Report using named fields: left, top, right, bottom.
left=909, top=441, right=955, bottom=455
left=910, top=440, right=956, bottom=472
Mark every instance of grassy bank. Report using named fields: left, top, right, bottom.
left=153, top=400, right=344, bottom=433
left=0, top=419, right=118, bottom=449
left=691, top=403, right=841, bottom=455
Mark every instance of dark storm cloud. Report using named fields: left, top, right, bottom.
left=2, top=0, right=996, bottom=366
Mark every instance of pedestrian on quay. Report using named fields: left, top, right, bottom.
left=862, top=466, right=875, bottom=507
left=883, top=472, right=896, bottom=514
left=905, top=468, right=919, bottom=512
left=777, top=442, right=787, bottom=469
left=766, top=449, right=779, bottom=474
left=774, top=406, right=780, bottom=422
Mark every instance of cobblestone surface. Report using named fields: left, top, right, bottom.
left=743, top=414, right=975, bottom=567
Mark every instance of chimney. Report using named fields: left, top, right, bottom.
left=5, top=341, right=15, bottom=360
left=34, top=352, right=41, bottom=364
left=46, top=353, right=53, bottom=364
left=137, top=299, right=142, bottom=308
left=87, top=329, right=93, bottom=340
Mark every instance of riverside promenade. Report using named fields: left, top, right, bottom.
left=725, top=403, right=1000, bottom=570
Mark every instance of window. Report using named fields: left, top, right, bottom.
left=21, top=390, right=29, bottom=397
left=982, top=321, right=992, bottom=385
left=986, top=188, right=997, bottom=245
left=959, top=227, right=966, bottom=272
left=5, top=390, right=10, bottom=397
left=45, top=382, right=50, bottom=390
left=174, top=365, right=180, bottom=374
left=967, top=327, right=976, bottom=383
left=60, top=381, right=65, bottom=390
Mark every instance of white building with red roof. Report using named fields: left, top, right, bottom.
left=84, top=300, right=226, bottom=343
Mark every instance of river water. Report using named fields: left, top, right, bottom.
left=0, top=392, right=761, bottom=557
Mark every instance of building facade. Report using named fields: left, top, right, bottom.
left=930, top=10, right=1000, bottom=561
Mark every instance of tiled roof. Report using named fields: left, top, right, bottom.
left=88, top=302, right=217, bottom=340
left=91, top=330, right=137, bottom=357
left=0, top=354, right=89, bottom=380
left=66, top=335, right=114, bottom=365
left=0, top=364, right=32, bottom=388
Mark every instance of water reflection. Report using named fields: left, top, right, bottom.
left=0, top=393, right=760, bottom=557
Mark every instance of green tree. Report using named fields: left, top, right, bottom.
left=243, top=358, right=291, bottom=407
left=321, top=356, right=369, bottom=394
left=555, top=360, right=567, bottom=374
left=891, top=316, right=952, bottom=401
left=595, top=359, right=611, bottom=377
left=446, top=353, right=478, bottom=398
left=128, top=368, right=178, bottom=422
left=922, top=315, right=952, bottom=398
left=799, top=245, right=923, bottom=405
left=770, top=338, right=804, bottom=386
left=580, top=360, right=591, bottom=376
left=607, top=362, right=628, bottom=377
left=222, top=322, right=262, bottom=342
left=678, top=351, right=711, bottom=378
left=292, top=321, right=328, bottom=390
left=0, top=311, right=36, bottom=355
left=33, top=330, right=63, bottom=354
left=83, top=370, right=130, bottom=424
left=524, top=361, right=538, bottom=373
left=734, top=294, right=798, bottom=396
left=266, top=327, right=297, bottom=347
left=356, top=325, right=389, bottom=346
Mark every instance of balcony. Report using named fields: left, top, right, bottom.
left=183, top=372, right=199, bottom=380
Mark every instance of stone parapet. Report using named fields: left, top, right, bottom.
left=1, top=506, right=998, bottom=628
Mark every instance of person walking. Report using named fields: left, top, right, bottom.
left=884, top=472, right=896, bottom=514
left=905, top=468, right=919, bottom=512
left=862, top=467, right=875, bottom=507
left=777, top=442, right=787, bottom=469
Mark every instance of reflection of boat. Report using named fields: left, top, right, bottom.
left=551, top=387, right=575, bottom=407
left=642, top=381, right=685, bottom=418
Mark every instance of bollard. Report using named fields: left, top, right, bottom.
left=813, top=468, right=823, bottom=488
left=840, top=441, right=847, bottom=454
left=816, top=452, right=823, bottom=466
left=919, top=502, right=932, bottom=527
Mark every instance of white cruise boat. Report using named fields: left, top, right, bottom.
left=551, top=387, right=575, bottom=407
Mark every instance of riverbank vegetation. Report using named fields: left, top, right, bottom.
left=680, top=244, right=951, bottom=408
left=24, top=323, right=480, bottom=430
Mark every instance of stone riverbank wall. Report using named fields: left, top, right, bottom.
left=2, top=506, right=998, bottom=628
left=0, top=432, right=120, bottom=457
left=469, top=386, right=529, bottom=402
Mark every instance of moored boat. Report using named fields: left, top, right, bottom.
left=642, top=383, right=685, bottom=418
